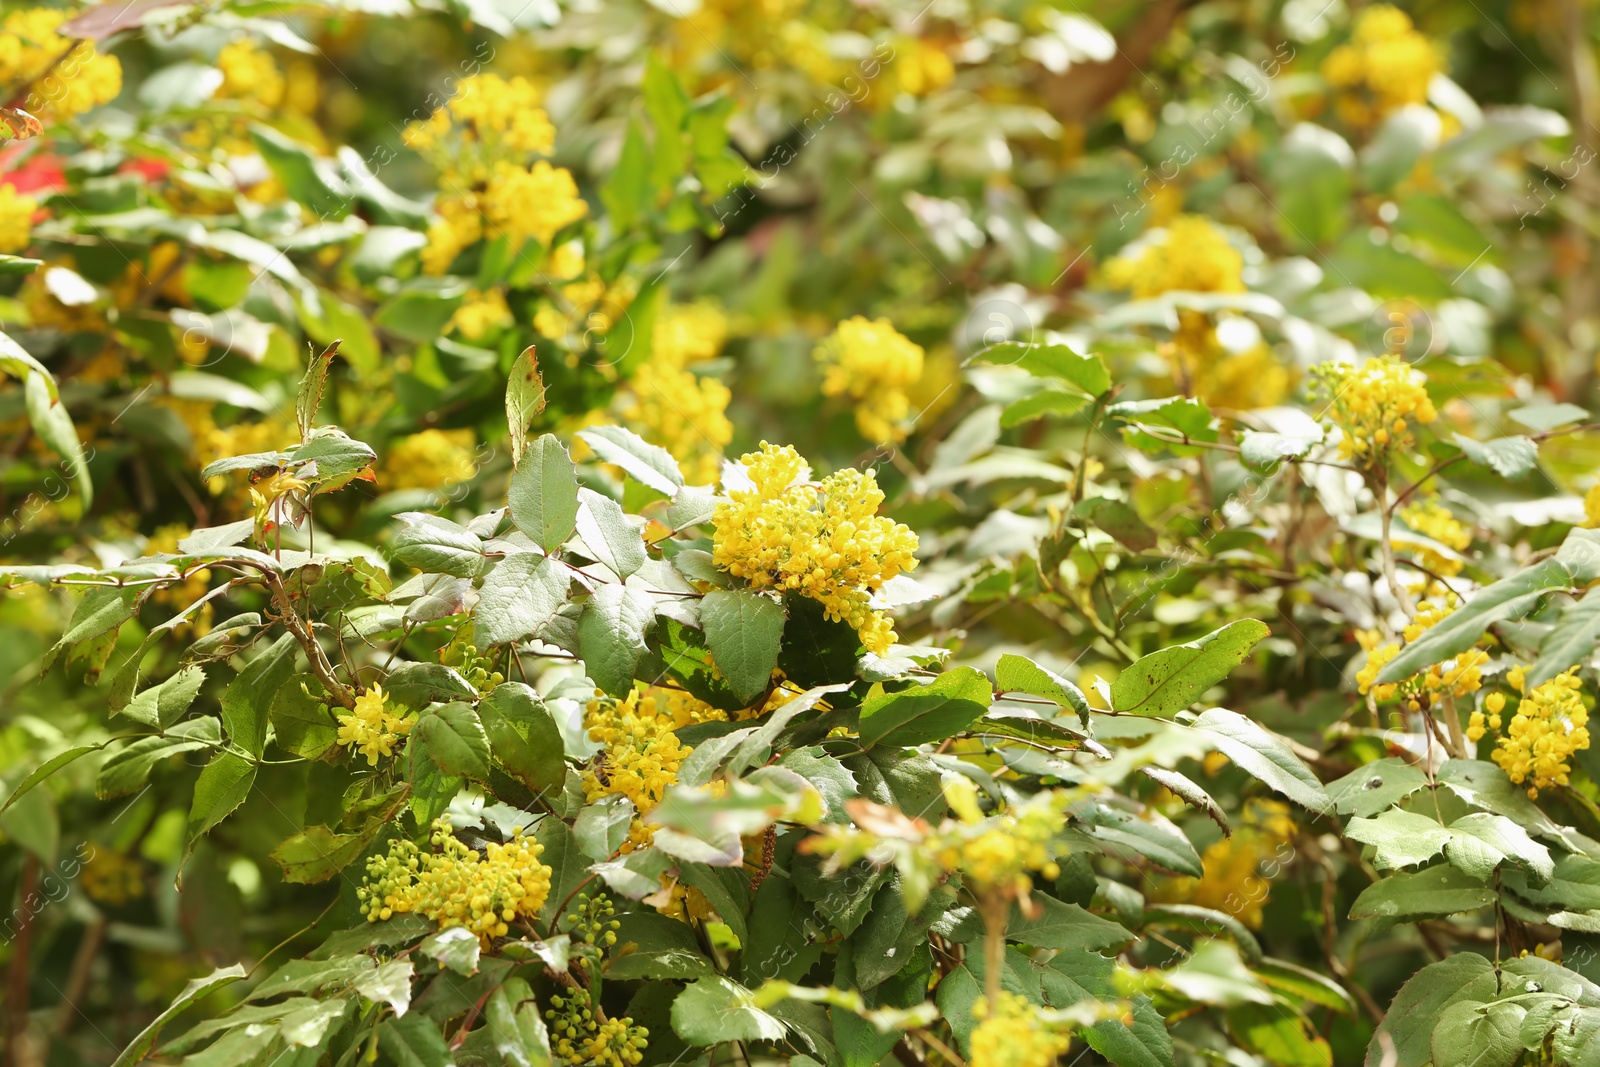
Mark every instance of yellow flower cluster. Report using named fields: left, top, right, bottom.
left=79, top=849, right=144, bottom=906
left=711, top=443, right=919, bottom=655
left=1396, top=499, right=1471, bottom=577
left=410, top=75, right=585, bottom=274
left=1153, top=799, right=1296, bottom=929
left=880, top=37, right=956, bottom=100
left=620, top=304, right=734, bottom=484
left=0, top=185, right=36, bottom=254
left=1583, top=484, right=1600, bottom=529
left=930, top=778, right=1067, bottom=899
left=359, top=820, right=553, bottom=946
left=1322, top=5, right=1442, bottom=125
left=816, top=316, right=926, bottom=444
left=969, top=992, right=1071, bottom=1067
left=216, top=39, right=285, bottom=110
left=448, top=288, right=513, bottom=341
left=0, top=9, right=122, bottom=124
left=405, top=73, right=555, bottom=159
left=335, top=685, right=416, bottom=766
left=584, top=688, right=693, bottom=850
left=1468, top=667, right=1591, bottom=798
left=1355, top=596, right=1487, bottom=710
left=1099, top=217, right=1290, bottom=409
left=383, top=429, right=477, bottom=491
left=549, top=991, right=648, bottom=1067
left=1312, top=356, right=1437, bottom=465
left=1104, top=215, right=1245, bottom=299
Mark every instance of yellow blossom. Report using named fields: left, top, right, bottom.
left=1321, top=5, right=1442, bottom=123
left=1468, top=667, right=1590, bottom=798
left=1107, top=215, right=1245, bottom=299
left=1396, top=498, right=1471, bottom=577
left=584, top=688, right=693, bottom=851
left=1583, top=484, right=1600, bottom=529
left=1153, top=799, right=1296, bottom=928
left=335, top=684, right=416, bottom=766
left=79, top=849, right=144, bottom=906
left=448, top=288, right=513, bottom=341
left=928, top=778, right=1067, bottom=899
left=623, top=364, right=732, bottom=485
left=0, top=9, right=121, bottom=124
left=0, top=185, right=36, bottom=253
left=816, top=316, right=925, bottom=444
left=969, top=992, right=1072, bottom=1067
left=359, top=818, right=552, bottom=946
left=1312, top=356, right=1437, bottom=465
left=383, top=429, right=477, bottom=491
left=216, top=39, right=285, bottom=109
left=711, top=443, right=919, bottom=654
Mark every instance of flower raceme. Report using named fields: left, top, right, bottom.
left=711, top=443, right=919, bottom=655
left=1468, top=667, right=1591, bottom=798
left=1355, top=595, right=1486, bottom=710
left=358, top=819, right=552, bottom=946
left=334, top=684, right=416, bottom=766
left=1321, top=4, right=1443, bottom=126
left=406, top=73, right=587, bottom=274
left=969, top=992, right=1073, bottom=1067
left=815, top=316, right=926, bottom=444
left=1312, top=355, right=1437, bottom=466
left=932, top=778, right=1070, bottom=901
left=0, top=8, right=122, bottom=124
left=583, top=687, right=693, bottom=851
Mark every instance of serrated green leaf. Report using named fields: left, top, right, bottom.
left=507, top=434, right=579, bottom=553
left=700, top=589, right=786, bottom=706
left=1111, top=620, right=1269, bottom=718
left=858, top=667, right=993, bottom=748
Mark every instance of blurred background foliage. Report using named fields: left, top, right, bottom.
left=5, top=0, right=1600, bottom=1065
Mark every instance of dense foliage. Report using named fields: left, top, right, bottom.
left=6, top=2, right=1600, bottom=1066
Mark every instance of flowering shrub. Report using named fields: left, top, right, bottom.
left=6, top=3, right=1600, bottom=1067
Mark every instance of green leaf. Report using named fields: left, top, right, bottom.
left=1346, top=809, right=1453, bottom=869
left=1076, top=497, right=1158, bottom=552
left=1327, top=757, right=1430, bottom=818
left=251, top=125, right=350, bottom=219
left=47, top=586, right=137, bottom=672
left=577, top=584, right=655, bottom=697
left=994, top=653, right=1092, bottom=728
left=97, top=718, right=221, bottom=799
left=671, top=977, right=787, bottom=1046
left=1348, top=863, right=1496, bottom=920
left=505, top=347, right=547, bottom=471
left=607, top=911, right=716, bottom=980
left=484, top=982, right=551, bottom=1067
left=507, top=434, right=579, bottom=553
left=270, top=825, right=368, bottom=884
left=1366, top=953, right=1500, bottom=1067
left=1269, top=125, right=1352, bottom=248
left=978, top=341, right=1110, bottom=395
left=221, top=633, right=296, bottom=758
left=1239, top=429, right=1322, bottom=472
left=373, top=283, right=463, bottom=343
left=1191, top=708, right=1332, bottom=812
left=1430, top=999, right=1524, bottom=1067
left=1087, top=807, right=1204, bottom=877
left=0, top=330, right=56, bottom=399
left=419, top=927, right=480, bottom=976
left=1111, top=620, right=1269, bottom=718
left=1361, top=106, right=1439, bottom=191
left=1453, top=434, right=1539, bottom=479
left=1111, top=396, right=1219, bottom=456
left=1531, top=593, right=1600, bottom=688
left=1005, top=895, right=1134, bottom=952
left=25, top=369, right=91, bottom=506
left=123, top=665, right=205, bottom=730
left=187, top=751, right=257, bottom=845
left=573, top=795, right=634, bottom=861
left=390, top=517, right=491, bottom=578
left=576, top=488, right=646, bottom=579
left=378, top=1014, right=453, bottom=1067
left=576, top=425, right=683, bottom=495
left=413, top=702, right=491, bottom=781
left=999, top=388, right=1089, bottom=428
left=110, top=965, right=248, bottom=1067
left=1253, top=957, right=1356, bottom=1014
left=1226, top=1003, right=1333, bottom=1067
left=270, top=677, right=340, bottom=760
left=292, top=429, right=376, bottom=483
left=601, top=119, right=651, bottom=232
left=1446, top=812, right=1554, bottom=882
left=858, top=667, right=993, bottom=748
left=700, top=589, right=786, bottom=706
left=1377, top=556, right=1576, bottom=683
left=1160, top=940, right=1273, bottom=1007
left=480, top=683, right=567, bottom=795
left=474, top=552, right=570, bottom=647
left=1, top=743, right=106, bottom=814
left=1509, top=402, right=1589, bottom=432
